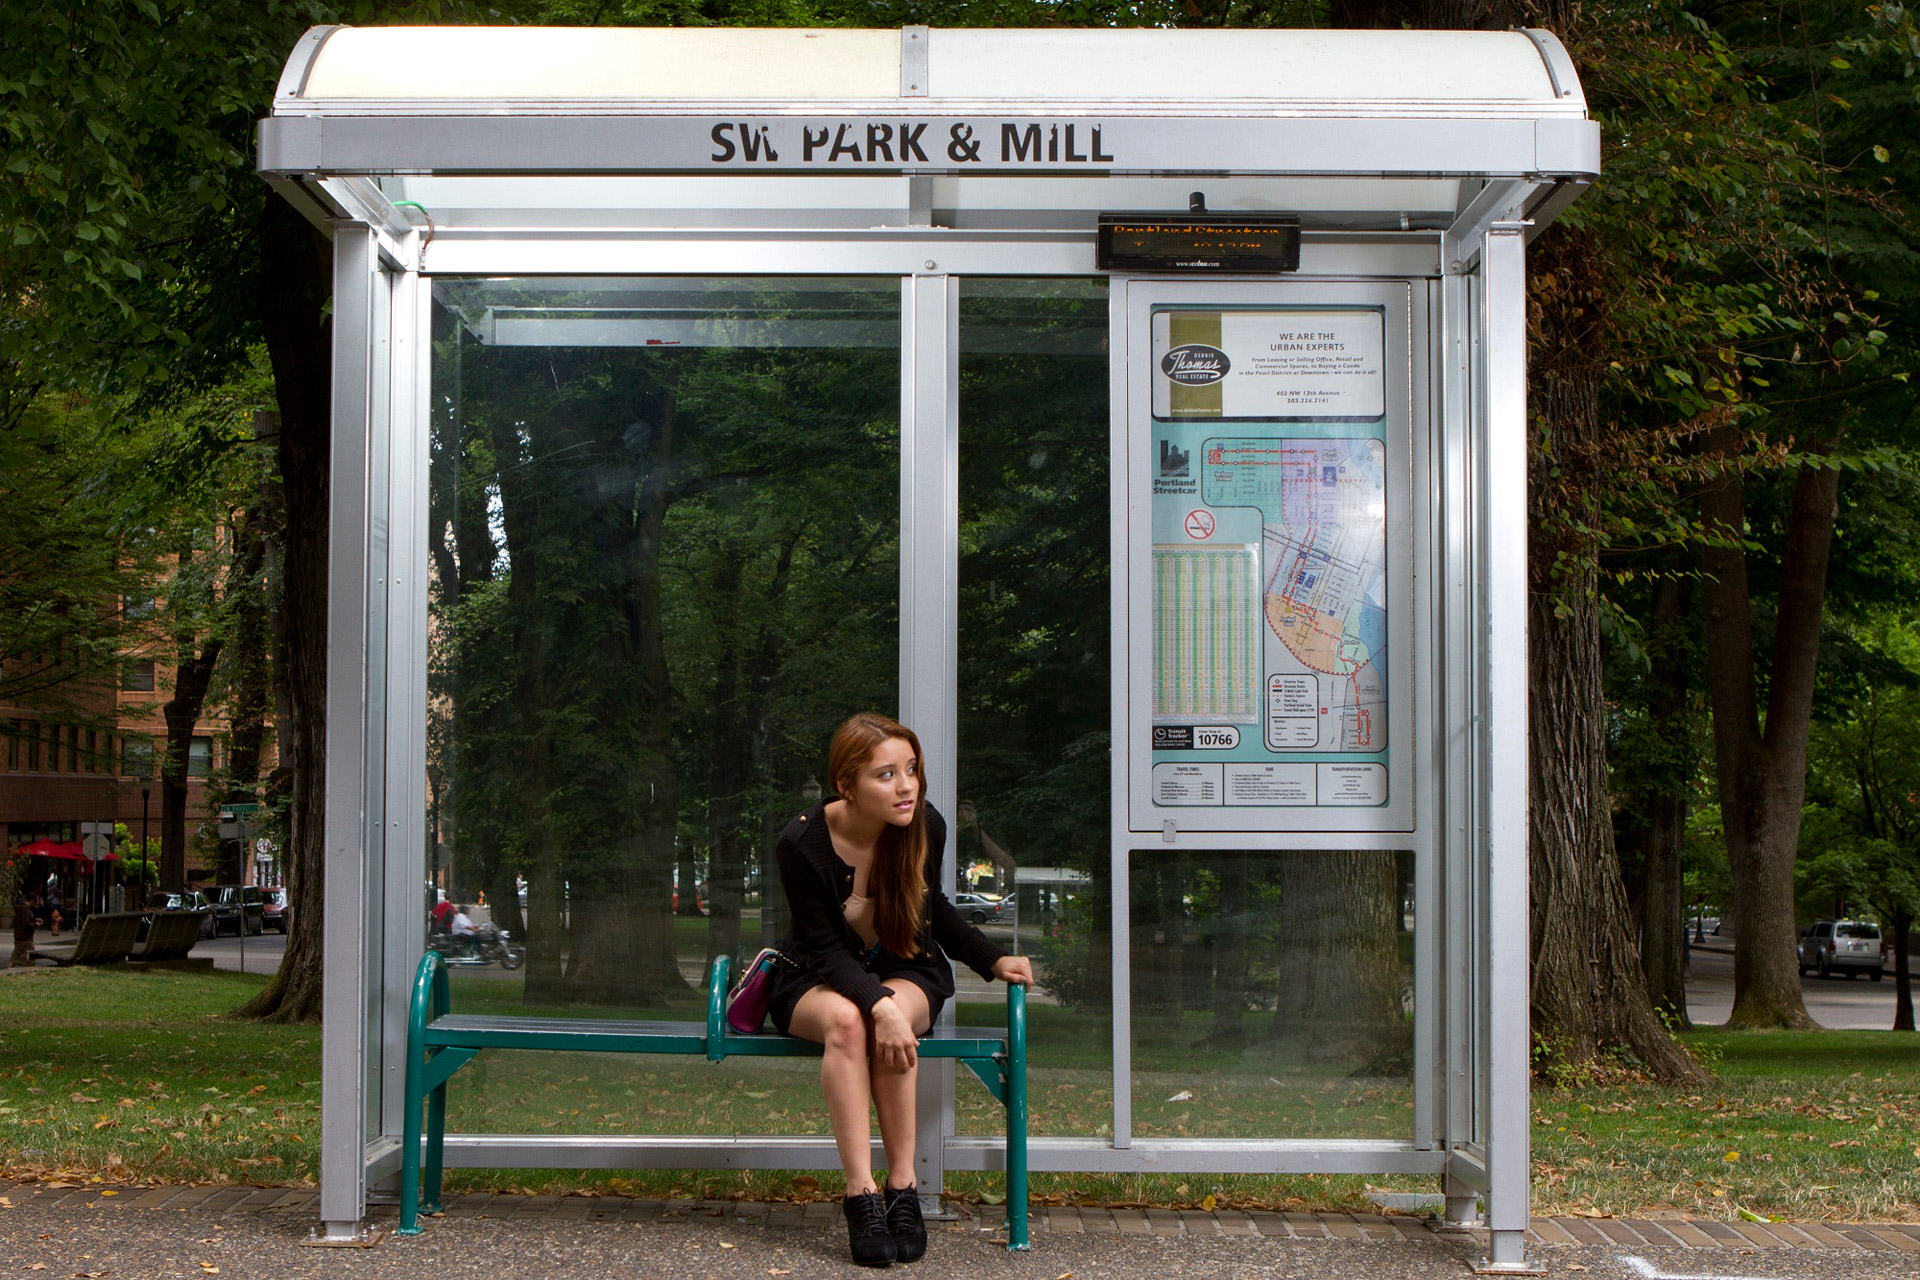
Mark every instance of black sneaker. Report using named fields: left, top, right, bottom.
left=844, top=1190, right=897, bottom=1267
left=883, top=1184, right=927, bottom=1262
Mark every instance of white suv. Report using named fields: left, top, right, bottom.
left=1798, top=920, right=1883, bottom=981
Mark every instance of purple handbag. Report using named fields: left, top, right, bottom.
left=726, top=948, right=790, bottom=1034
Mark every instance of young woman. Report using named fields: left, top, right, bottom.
left=765, top=713, right=1032, bottom=1267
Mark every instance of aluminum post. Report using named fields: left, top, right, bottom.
left=319, top=224, right=380, bottom=1241
left=900, top=272, right=960, bottom=1210
left=1477, top=222, right=1532, bottom=1273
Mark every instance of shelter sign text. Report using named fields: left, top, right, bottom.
left=709, top=119, right=1117, bottom=168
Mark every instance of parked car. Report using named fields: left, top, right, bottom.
left=148, top=890, right=217, bottom=939
left=953, top=893, right=1011, bottom=926
left=1798, top=919, right=1883, bottom=981
left=262, top=888, right=289, bottom=934
left=206, top=884, right=266, bottom=936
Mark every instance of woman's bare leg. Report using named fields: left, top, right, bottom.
left=871, top=978, right=931, bottom=1190
left=788, top=985, right=879, bottom=1193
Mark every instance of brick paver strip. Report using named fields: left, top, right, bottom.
left=1627, top=1219, right=1687, bottom=1247
left=1323, top=1214, right=1363, bottom=1240
left=1838, top=1224, right=1893, bottom=1250
left=1529, top=1219, right=1577, bottom=1245
left=1693, top=1219, right=1745, bottom=1243
left=1177, top=1209, right=1220, bottom=1235
left=1143, top=1207, right=1182, bottom=1235
left=1766, top=1222, right=1827, bottom=1248
left=1390, top=1216, right=1431, bottom=1241
left=727, top=1200, right=768, bottom=1225
left=1590, top=1219, right=1649, bottom=1247
left=1081, top=1207, right=1118, bottom=1235
left=160, top=1187, right=222, bottom=1211
left=800, top=1201, right=839, bottom=1228
left=1215, top=1211, right=1258, bottom=1238
left=1723, top=1220, right=1785, bottom=1248
left=1861, top=1225, right=1920, bottom=1251
left=1559, top=1218, right=1607, bottom=1245
left=765, top=1204, right=805, bottom=1228
left=1661, top=1221, right=1719, bottom=1247
left=1795, top=1223, right=1858, bottom=1249
left=1114, top=1209, right=1149, bottom=1235
left=549, top=1197, right=592, bottom=1219
left=508, top=1194, right=561, bottom=1219
left=1048, top=1207, right=1084, bottom=1233
left=1283, top=1210, right=1326, bottom=1237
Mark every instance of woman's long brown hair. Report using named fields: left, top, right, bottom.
left=827, top=712, right=929, bottom=957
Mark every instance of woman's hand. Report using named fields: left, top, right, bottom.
left=870, top=997, right=919, bottom=1071
left=992, top=955, right=1034, bottom=986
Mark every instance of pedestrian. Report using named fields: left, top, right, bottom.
left=11, top=891, right=38, bottom=968
left=763, top=712, right=1032, bottom=1267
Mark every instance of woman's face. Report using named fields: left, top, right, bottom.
left=845, top=736, right=920, bottom=827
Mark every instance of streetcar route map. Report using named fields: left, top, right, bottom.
left=1204, top=436, right=1388, bottom=753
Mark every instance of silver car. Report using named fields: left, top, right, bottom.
left=1798, top=920, right=1883, bottom=980
left=952, top=893, right=1011, bottom=926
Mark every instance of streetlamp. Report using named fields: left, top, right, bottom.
left=802, top=776, right=821, bottom=804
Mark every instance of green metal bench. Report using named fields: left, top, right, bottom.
left=398, top=950, right=1029, bottom=1248
left=32, top=911, right=143, bottom=966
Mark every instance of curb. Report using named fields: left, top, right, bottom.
left=4, top=1181, right=1917, bottom=1252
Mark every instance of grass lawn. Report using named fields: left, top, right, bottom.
left=2, top=966, right=1915, bottom=1220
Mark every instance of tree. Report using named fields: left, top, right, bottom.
left=1803, top=627, right=1920, bottom=1031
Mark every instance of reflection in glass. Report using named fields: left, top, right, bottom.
left=953, top=279, right=1113, bottom=1135
left=428, top=278, right=900, bottom=1040
left=1129, top=850, right=1413, bottom=1140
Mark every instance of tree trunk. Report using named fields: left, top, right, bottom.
left=1525, top=234, right=1702, bottom=1080
left=1206, top=852, right=1250, bottom=1048
left=224, top=461, right=273, bottom=886
left=1269, top=851, right=1405, bottom=1067
left=1889, top=909, right=1913, bottom=1033
left=1699, top=431, right=1837, bottom=1029
left=235, top=198, right=332, bottom=1023
left=160, top=603, right=221, bottom=891
left=1636, top=576, right=1694, bottom=1027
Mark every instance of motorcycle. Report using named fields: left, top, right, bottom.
left=430, top=923, right=526, bottom=969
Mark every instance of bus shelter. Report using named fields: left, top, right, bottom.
left=259, top=26, right=1595, bottom=1271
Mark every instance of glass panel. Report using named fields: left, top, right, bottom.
left=954, top=278, right=1112, bottom=1138
left=1129, top=849, right=1414, bottom=1139
left=428, top=276, right=900, bottom=1136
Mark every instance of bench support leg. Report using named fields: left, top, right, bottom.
left=424, top=1076, right=447, bottom=1214
left=1006, top=992, right=1029, bottom=1251
left=399, top=1050, right=425, bottom=1235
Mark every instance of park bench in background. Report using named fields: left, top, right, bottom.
left=32, top=911, right=143, bottom=966
left=128, top=911, right=213, bottom=968
left=399, top=949, right=1029, bottom=1248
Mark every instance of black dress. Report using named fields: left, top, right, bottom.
left=765, top=801, right=1006, bottom=1035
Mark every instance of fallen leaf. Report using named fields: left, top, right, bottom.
left=768, top=1271, right=791, bottom=1276
left=1722, top=1151, right=1739, bottom=1162
left=1166, top=1090, right=1193, bottom=1103
left=1200, top=1194, right=1216, bottom=1212
left=1565, top=1266, right=1586, bottom=1273
left=719, top=1242, right=736, bottom=1250
left=1056, top=1273, right=1075, bottom=1279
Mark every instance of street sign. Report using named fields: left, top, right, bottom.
left=81, top=834, right=110, bottom=860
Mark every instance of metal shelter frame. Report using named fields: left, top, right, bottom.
left=258, top=25, right=1595, bottom=1271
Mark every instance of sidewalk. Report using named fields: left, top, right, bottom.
left=3, top=1180, right=1916, bottom=1279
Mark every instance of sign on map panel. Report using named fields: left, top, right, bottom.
left=1124, top=285, right=1413, bottom=837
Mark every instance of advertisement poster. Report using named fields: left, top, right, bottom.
left=1149, top=308, right=1389, bottom=810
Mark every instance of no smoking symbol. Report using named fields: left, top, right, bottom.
left=1184, top=509, right=1216, bottom=540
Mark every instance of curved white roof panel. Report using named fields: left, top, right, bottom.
left=259, top=25, right=1596, bottom=253
left=281, top=25, right=1584, bottom=114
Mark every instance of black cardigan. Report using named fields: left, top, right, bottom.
left=774, top=801, right=1006, bottom=1015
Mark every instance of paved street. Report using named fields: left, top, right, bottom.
left=1684, top=942, right=1905, bottom=1030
